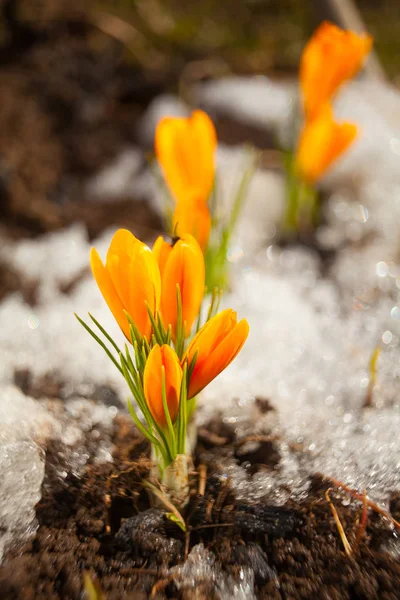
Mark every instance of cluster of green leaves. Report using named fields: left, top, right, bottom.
left=76, top=288, right=219, bottom=473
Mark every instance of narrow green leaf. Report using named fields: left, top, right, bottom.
left=187, top=350, right=198, bottom=381
left=88, top=313, right=122, bottom=356
left=124, top=311, right=143, bottom=346
left=146, top=303, right=163, bottom=346
left=177, top=362, right=188, bottom=454
left=161, top=367, right=177, bottom=459
left=75, top=314, right=122, bottom=375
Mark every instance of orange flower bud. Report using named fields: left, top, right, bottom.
left=184, top=309, right=249, bottom=398
left=172, top=193, right=211, bottom=251
left=295, top=104, right=357, bottom=184
left=144, top=344, right=182, bottom=428
left=153, top=234, right=205, bottom=339
left=90, top=229, right=161, bottom=340
left=300, top=21, right=372, bottom=121
left=155, top=110, right=217, bottom=206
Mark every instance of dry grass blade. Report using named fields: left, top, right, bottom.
left=325, top=488, right=353, bottom=557
left=325, top=476, right=400, bottom=530
left=353, top=489, right=369, bottom=554
left=198, top=464, right=207, bottom=496
left=143, top=481, right=186, bottom=531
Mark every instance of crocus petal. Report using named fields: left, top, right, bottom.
left=155, top=110, right=217, bottom=206
left=187, top=318, right=249, bottom=398
left=91, top=229, right=161, bottom=341
left=184, top=309, right=237, bottom=364
left=172, top=195, right=211, bottom=251
left=183, top=309, right=249, bottom=398
left=189, top=110, right=217, bottom=200
left=153, top=236, right=173, bottom=277
left=144, top=344, right=182, bottom=428
left=90, top=247, right=131, bottom=339
left=106, top=229, right=142, bottom=309
left=296, top=104, right=357, bottom=183
left=300, top=21, right=373, bottom=120
left=160, top=234, right=205, bottom=338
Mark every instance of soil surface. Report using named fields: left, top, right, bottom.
left=0, top=407, right=399, bottom=600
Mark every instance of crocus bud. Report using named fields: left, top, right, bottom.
left=153, top=234, right=205, bottom=339
left=184, top=309, right=249, bottom=398
left=172, top=193, right=211, bottom=251
left=90, top=229, right=161, bottom=340
left=144, top=344, right=182, bottom=428
left=155, top=110, right=217, bottom=206
left=295, top=104, right=357, bottom=184
left=300, top=21, right=372, bottom=121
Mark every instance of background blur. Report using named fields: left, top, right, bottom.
left=0, top=0, right=397, bottom=248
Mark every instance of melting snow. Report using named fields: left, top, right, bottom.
left=1, top=76, right=400, bottom=564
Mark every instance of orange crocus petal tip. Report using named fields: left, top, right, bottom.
left=90, top=247, right=131, bottom=339
left=90, top=229, right=161, bottom=341
left=155, top=109, right=217, bottom=206
left=184, top=309, right=249, bottom=398
left=295, top=104, right=357, bottom=184
left=155, top=234, right=205, bottom=340
left=144, top=344, right=182, bottom=428
left=300, top=21, right=373, bottom=120
left=172, top=194, right=211, bottom=251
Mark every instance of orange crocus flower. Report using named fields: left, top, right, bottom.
left=295, top=104, right=357, bottom=184
left=155, top=110, right=217, bottom=206
left=90, top=229, right=161, bottom=341
left=183, top=309, right=249, bottom=398
left=153, top=234, right=205, bottom=339
left=144, top=344, right=182, bottom=428
left=172, top=193, right=211, bottom=251
left=300, top=21, right=373, bottom=121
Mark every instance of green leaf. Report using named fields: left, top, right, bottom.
left=166, top=512, right=186, bottom=532
left=88, top=313, right=122, bottom=356
left=161, top=367, right=177, bottom=459
left=177, top=362, right=188, bottom=454
left=83, top=572, right=105, bottom=600
left=75, top=314, right=122, bottom=375
left=146, top=303, right=164, bottom=346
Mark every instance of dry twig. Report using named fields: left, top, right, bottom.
left=325, top=488, right=352, bottom=557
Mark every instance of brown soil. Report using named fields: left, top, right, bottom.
left=0, top=410, right=399, bottom=600
left=0, top=0, right=163, bottom=240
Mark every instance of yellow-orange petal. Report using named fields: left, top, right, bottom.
left=187, top=317, right=249, bottom=398
left=184, top=309, right=236, bottom=365
left=152, top=235, right=173, bottom=278
left=300, top=21, right=373, bottom=120
left=172, top=195, right=211, bottom=251
left=90, top=247, right=131, bottom=339
left=160, top=234, right=205, bottom=338
left=144, top=344, right=182, bottom=428
left=105, top=229, right=161, bottom=339
left=155, top=110, right=217, bottom=206
left=106, top=229, right=142, bottom=309
left=295, top=104, right=357, bottom=183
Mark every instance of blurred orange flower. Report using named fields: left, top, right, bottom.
left=153, top=234, right=205, bottom=339
left=300, top=21, right=373, bottom=121
left=90, top=229, right=161, bottom=341
left=172, top=193, right=211, bottom=251
left=155, top=110, right=217, bottom=206
left=183, top=309, right=249, bottom=398
left=144, top=344, right=182, bottom=428
left=295, top=104, right=357, bottom=183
